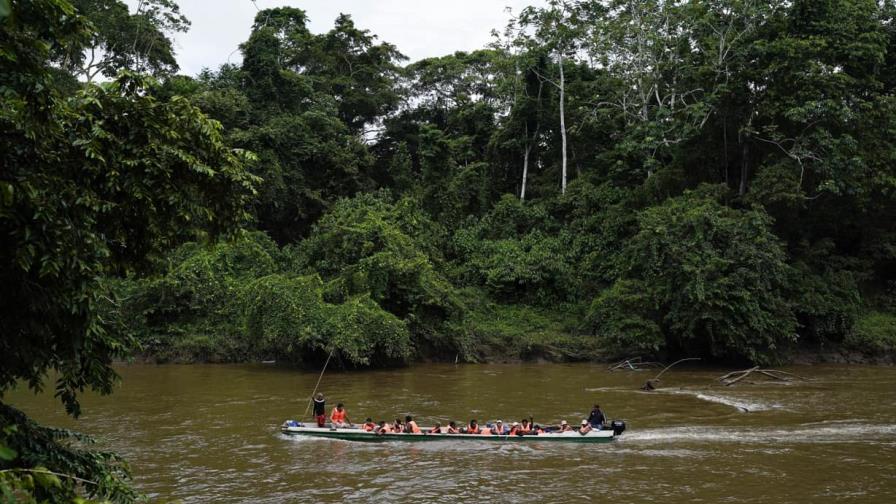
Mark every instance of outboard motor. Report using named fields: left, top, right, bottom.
left=610, top=420, right=626, bottom=436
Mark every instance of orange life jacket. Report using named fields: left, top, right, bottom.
left=509, top=426, right=521, bottom=435
left=480, top=427, right=492, bottom=435
left=363, top=422, right=376, bottom=432
left=467, top=424, right=481, bottom=434
left=407, top=421, right=421, bottom=434
left=330, top=408, right=346, bottom=422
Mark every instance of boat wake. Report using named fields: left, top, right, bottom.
left=622, top=422, right=896, bottom=445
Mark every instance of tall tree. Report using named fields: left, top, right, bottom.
left=62, top=0, right=190, bottom=81
left=1, top=0, right=255, bottom=499
left=517, top=1, right=601, bottom=194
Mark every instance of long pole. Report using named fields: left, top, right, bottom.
left=302, top=348, right=335, bottom=419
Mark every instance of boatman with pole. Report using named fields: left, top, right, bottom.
left=312, top=393, right=326, bottom=427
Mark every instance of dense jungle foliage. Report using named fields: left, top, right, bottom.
left=2, top=0, right=896, bottom=500
left=125, top=0, right=896, bottom=368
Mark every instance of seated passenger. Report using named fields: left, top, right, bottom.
left=428, top=422, right=443, bottom=434
left=465, top=419, right=481, bottom=434
left=492, top=420, right=507, bottom=435
left=579, top=419, right=593, bottom=435
left=520, top=419, right=532, bottom=434
left=509, top=421, right=522, bottom=436
left=376, top=420, right=391, bottom=435
left=558, top=420, right=572, bottom=432
left=405, top=415, right=422, bottom=434
left=446, top=421, right=460, bottom=434
left=362, top=418, right=377, bottom=431
left=393, top=418, right=404, bottom=433
left=330, top=403, right=350, bottom=428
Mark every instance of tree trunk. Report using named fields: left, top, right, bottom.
left=521, top=143, right=531, bottom=200
left=559, top=50, right=567, bottom=195
left=521, top=80, right=543, bottom=202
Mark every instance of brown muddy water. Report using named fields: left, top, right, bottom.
left=6, top=363, right=896, bottom=503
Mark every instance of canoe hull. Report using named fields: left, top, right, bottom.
left=280, top=425, right=616, bottom=443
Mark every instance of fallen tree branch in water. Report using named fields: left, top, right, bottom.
left=722, top=366, right=759, bottom=386
left=608, top=357, right=664, bottom=371
left=641, top=357, right=701, bottom=391
left=718, top=367, right=808, bottom=386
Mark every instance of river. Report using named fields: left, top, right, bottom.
left=6, top=363, right=896, bottom=503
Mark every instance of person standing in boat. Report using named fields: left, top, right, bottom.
left=587, top=404, right=606, bottom=429
left=330, top=403, right=351, bottom=427
left=312, top=393, right=326, bottom=427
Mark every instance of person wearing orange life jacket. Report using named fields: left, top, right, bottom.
left=329, top=403, right=350, bottom=428
left=362, top=418, right=377, bottom=432
left=558, top=420, right=572, bottom=432
left=446, top=421, right=460, bottom=434
left=491, top=420, right=507, bottom=435
left=519, top=419, right=532, bottom=434
left=405, top=415, right=422, bottom=434
left=465, top=419, right=481, bottom=434
left=509, top=421, right=522, bottom=436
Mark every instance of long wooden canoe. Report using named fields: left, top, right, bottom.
left=280, top=423, right=618, bottom=443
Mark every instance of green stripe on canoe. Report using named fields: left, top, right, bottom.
left=281, top=428, right=616, bottom=443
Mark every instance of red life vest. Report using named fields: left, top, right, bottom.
left=330, top=408, right=346, bottom=422
left=363, top=422, right=376, bottom=432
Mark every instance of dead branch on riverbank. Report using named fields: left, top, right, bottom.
left=717, top=367, right=808, bottom=386
left=641, top=357, right=701, bottom=391
left=608, top=356, right=664, bottom=371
